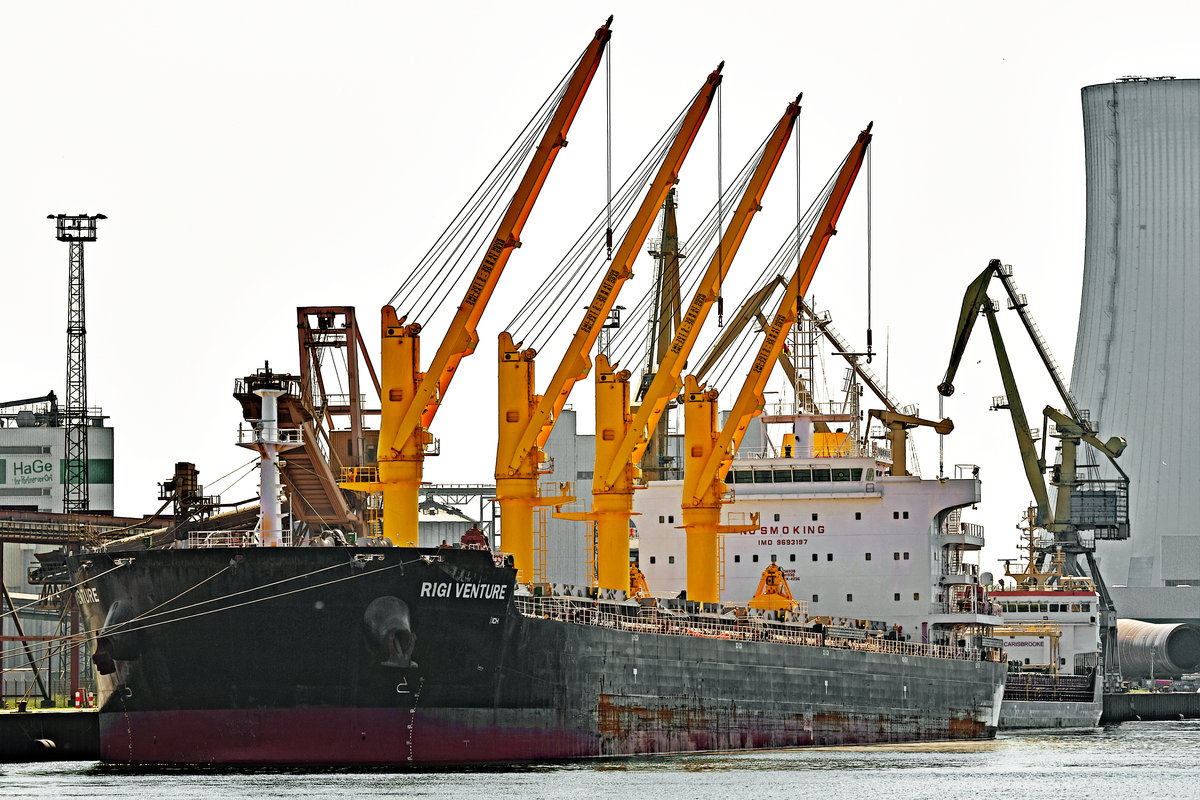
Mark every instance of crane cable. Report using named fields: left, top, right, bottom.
left=505, top=141, right=658, bottom=346
left=505, top=90, right=702, bottom=350
left=866, top=140, right=874, bottom=363
left=387, top=48, right=584, bottom=318
left=605, top=40, right=613, bottom=260
left=407, top=96, right=559, bottom=322
left=716, top=82, right=724, bottom=327
left=607, top=135, right=766, bottom=368
left=795, top=100, right=802, bottom=396
left=701, top=152, right=846, bottom=392
left=705, top=174, right=834, bottom=390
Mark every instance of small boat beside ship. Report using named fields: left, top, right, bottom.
left=991, top=509, right=1103, bottom=729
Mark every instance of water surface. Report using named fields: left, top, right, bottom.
left=4, top=721, right=1196, bottom=799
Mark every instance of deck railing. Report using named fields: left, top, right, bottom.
left=515, top=595, right=1004, bottom=664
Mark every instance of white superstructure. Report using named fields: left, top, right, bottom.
left=636, top=424, right=1001, bottom=646
left=992, top=588, right=1101, bottom=673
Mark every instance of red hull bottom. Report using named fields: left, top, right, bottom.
left=99, top=708, right=597, bottom=765
left=98, top=706, right=993, bottom=765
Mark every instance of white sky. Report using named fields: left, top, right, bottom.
left=1, top=1, right=1193, bottom=578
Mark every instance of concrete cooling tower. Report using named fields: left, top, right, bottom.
left=1071, top=78, right=1200, bottom=625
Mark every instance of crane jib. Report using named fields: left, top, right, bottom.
left=752, top=310, right=792, bottom=375
left=464, top=237, right=511, bottom=309
left=669, top=293, right=709, bottom=356
left=580, top=266, right=624, bottom=333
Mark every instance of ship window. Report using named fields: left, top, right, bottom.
left=894, top=552, right=900, bottom=560
left=1071, top=604, right=1081, bottom=612
left=789, top=554, right=796, bottom=562
left=865, top=553, right=872, bottom=561
left=725, top=470, right=733, bottom=484
left=771, top=554, right=777, bottom=563
left=812, top=594, right=819, bottom=603
left=734, top=470, right=754, bottom=484
left=914, top=593, right=920, bottom=601
left=774, top=469, right=793, bottom=483
left=851, top=468, right=863, bottom=481
left=1082, top=603, right=1091, bottom=612
left=832, top=467, right=852, bottom=482
left=903, top=511, right=909, bottom=519
left=893, top=512, right=900, bottom=520
left=866, top=468, right=875, bottom=480
left=794, top=468, right=812, bottom=483
left=812, top=513, right=819, bottom=521
left=855, top=512, right=862, bottom=521
left=668, top=515, right=675, bottom=523
left=1039, top=604, right=1048, bottom=612
left=774, top=514, right=780, bottom=522
left=752, top=554, right=759, bottom=563
left=846, top=593, right=853, bottom=602
left=812, top=468, right=831, bottom=482
left=734, top=555, right=741, bottom=563
left=894, top=593, right=901, bottom=601
left=812, top=554, right=819, bottom=562
left=903, top=552, right=910, bottom=560
left=659, top=516, right=665, bottom=523
left=649, top=556, right=656, bottom=564
left=753, top=469, right=773, bottom=483
left=1049, top=603, right=1060, bottom=612
left=1018, top=603, right=1030, bottom=612
left=827, top=553, right=833, bottom=562
left=668, top=556, right=675, bottom=564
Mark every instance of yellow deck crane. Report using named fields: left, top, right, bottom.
left=559, top=96, right=805, bottom=594
left=340, top=19, right=612, bottom=544
left=866, top=409, right=953, bottom=477
left=680, top=125, right=872, bottom=604
left=494, top=64, right=724, bottom=583
left=938, top=258, right=1130, bottom=690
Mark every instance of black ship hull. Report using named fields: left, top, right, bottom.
left=68, top=547, right=1005, bottom=764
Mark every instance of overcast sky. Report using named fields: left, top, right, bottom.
left=2, top=1, right=1193, bottom=577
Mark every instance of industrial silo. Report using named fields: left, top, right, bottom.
left=1071, top=77, right=1200, bottom=625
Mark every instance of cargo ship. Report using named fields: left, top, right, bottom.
left=63, top=19, right=1009, bottom=764
left=67, top=540, right=1005, bottom=764
left=64, top=362, right=1006, bottom=764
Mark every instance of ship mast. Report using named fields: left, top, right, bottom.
left=638, top=188, right=684, bottom=482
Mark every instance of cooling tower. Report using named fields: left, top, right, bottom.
left=1071, top=78, right=1200, bottom=625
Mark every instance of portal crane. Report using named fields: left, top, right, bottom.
left=494, top=64, right=723, bottom=582
left=681, top=125, right=872, bottom=604
left=342, top=19, right=612, bottom=544
left=559, top=96, right=804, bottom=594
left=938, top=258, right=1130, bottom=691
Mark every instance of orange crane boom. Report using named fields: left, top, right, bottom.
left=602, top=96, right=804, bottom=492
left=349, top=18, right=613, bottom=544
left=495, top=65, right=724, bottom=581
left=681, top=125, right=872, bottom=604
left=560, top=96, right=803, bottom=594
